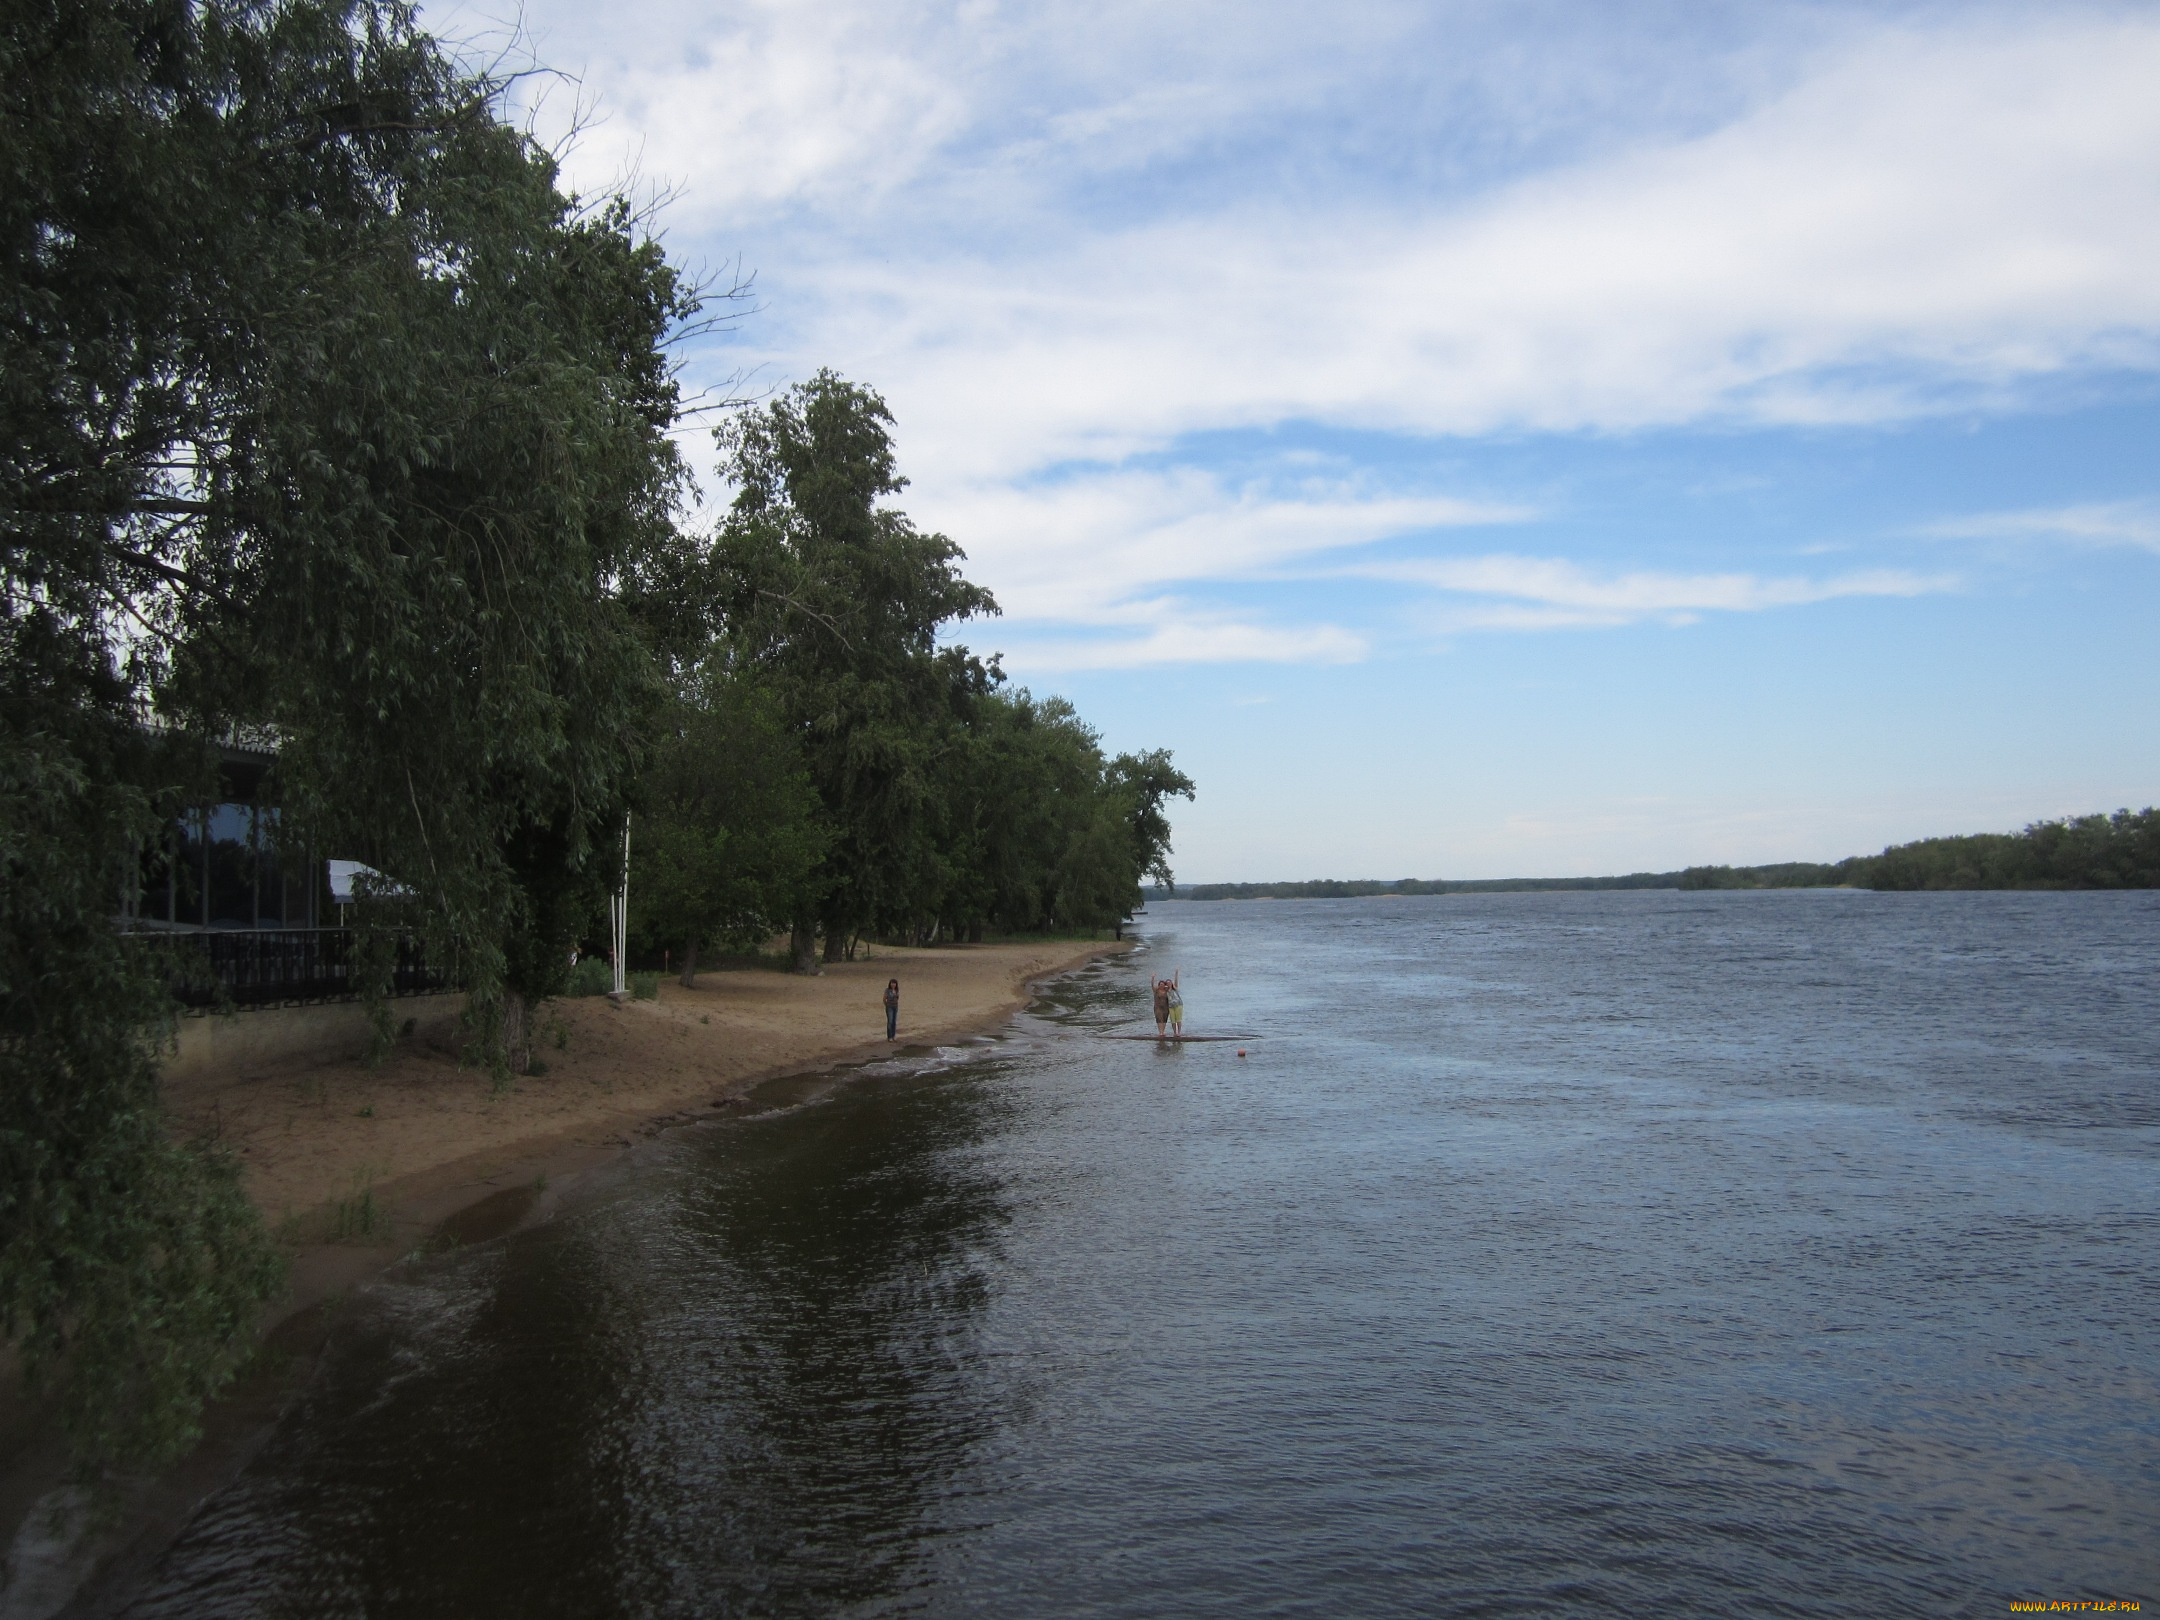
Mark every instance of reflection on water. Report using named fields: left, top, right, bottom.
left=131, top=894, right=2160, bottom=1618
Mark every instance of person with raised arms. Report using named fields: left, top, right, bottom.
left=1151, top=970, right=1182, bottom=1040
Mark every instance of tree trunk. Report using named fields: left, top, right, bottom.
left=822, top=926, right=845, bottom=964
left=790, top=911, right=821, bottom=975
left=502, top=989, right=533, bottom=1076
left=678, top=937, right=699, bottom=988
left=968, top=920, right=983, bottom=942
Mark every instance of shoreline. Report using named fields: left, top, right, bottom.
left=1, top=935, right=1131, bottom=1619
left=187, top=936, right=1132, bottom=1284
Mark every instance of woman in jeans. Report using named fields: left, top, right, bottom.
left=884, top=978, right=900, bottom=1041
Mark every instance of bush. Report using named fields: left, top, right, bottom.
left=565, top=957, right=615, bottom=998
left=629, top=971, right=661, bottom=1000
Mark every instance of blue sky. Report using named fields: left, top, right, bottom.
left=435, top=0, right=2160, bottom=879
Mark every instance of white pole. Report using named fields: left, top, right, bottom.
left=610, top=813, right=630, bottom=998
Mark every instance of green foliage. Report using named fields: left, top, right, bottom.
left=1182, top=873, right=1693, bottom=899
left=709, top=381, right=1195, bottom=952
left=629, top=971, right=660, bottom=1001
left=1674, top=862, right=1847, bottom=890
left=565, top=956, right=616, bottom=998
left=0, top=637, right=284, bottom=1474
left=329, top=1172, right=383, bottom=1242
left=712, top=372, right=1000, bottom=961
left=6, top=0, right=703, bottom=1067
left=3, top=0, right=700, bottom=1473
left=630, top=665, right=825, bottom=980
left=1177, top=809, right=2160, bottom=900
left=1849, top=809, right=2160, bottom=890
left=943, top=689, right=1195, bottom=935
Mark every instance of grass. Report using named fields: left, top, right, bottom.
left=330, top=1165, right=388, bottom=1243
left=566, top=962, right=662, bottom=998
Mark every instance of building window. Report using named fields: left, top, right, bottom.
left=207, top=803, right=254, bottom=928
left=173, top=808, right=206, bottom=927
left=130, top=750, right=318, bottom=932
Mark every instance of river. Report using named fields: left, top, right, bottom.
left=126, top=891, right=2160, bottom=1617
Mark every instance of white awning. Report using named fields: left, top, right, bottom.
left=327, top=860, right=409, bottom=904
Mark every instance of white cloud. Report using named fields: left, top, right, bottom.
left=496, top=0, right=1745, bottom=230
left=992, top=614, right=1368, bottom=671
left=462, top=0, right=2160, bottom=663
left=1354, top=554, right=1953, bottom=629
left=930, top=471, right=1528, bottom=620
left=776, top=12, right=2160, bottom=498
left=1921, top=500, right=2160, bottom=552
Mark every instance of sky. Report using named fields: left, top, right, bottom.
left=432, top=0, right=2160, bottom=880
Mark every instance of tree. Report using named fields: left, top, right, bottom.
left=1108, top=748, right=1198, bottom=894
left=1850, top=808, right=2160, bottom=890
left=3, top=0, right=699, bottom=1469
left=631, top=665, right=826, bottom=983
left=0, top=620, right=283, bottom=1471
left=712, top=373, right=997, bottom=969
left=927, top=689, right=1196, bottom=937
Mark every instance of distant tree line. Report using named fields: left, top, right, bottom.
left=1842, top=808, right=2160, bottom=890
left=1165, top=809, right=2160, bottom=900
left=1170, top=874, right=1682, bottom=900
left=3, top=3, right=1186, bottom=1476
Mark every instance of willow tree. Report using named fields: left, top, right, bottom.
left=2, top=0, right=699, bottom=1470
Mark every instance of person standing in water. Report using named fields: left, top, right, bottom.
left=884, top=978, right=900, bottom=1041
left=1152, top=973, right=1172, bottom=1039
left=1166, top=973, right=1184, bottom=1040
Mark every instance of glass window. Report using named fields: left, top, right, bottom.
left=173, top=809, right=206, bottom=928
left=135, top=833, right=172, bottom=926
left=255, top=808, right=283, bottom=926
left=208, top=803, right=254, bottom=928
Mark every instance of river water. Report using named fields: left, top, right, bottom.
left=128, top=893, right=2159, bottom=1617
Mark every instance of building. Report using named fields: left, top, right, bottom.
left=123, top=736, right=449, bottom=1035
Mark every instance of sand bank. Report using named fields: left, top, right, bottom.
left=168, top=937, right=1128, bottom=1250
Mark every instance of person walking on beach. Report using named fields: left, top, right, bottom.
left=884, top=978, right=900, bottom=1041
left=1165, top=974, right=1184, bottom=1041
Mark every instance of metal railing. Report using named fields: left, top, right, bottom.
left=153, top=928, right=451, bottom=1008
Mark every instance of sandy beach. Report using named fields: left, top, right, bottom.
left=166, top=937, right=1128, bottom=1257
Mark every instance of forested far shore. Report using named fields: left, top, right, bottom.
left=1160, top=808, right=2160, bottom=899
